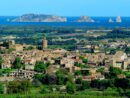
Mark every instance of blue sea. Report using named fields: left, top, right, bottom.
left=0, top=16, right=130, bottom=28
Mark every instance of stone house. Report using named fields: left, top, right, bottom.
left=9, top=70, right=36, bottom=80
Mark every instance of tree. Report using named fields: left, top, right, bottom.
left=21, top=80, right=31, bottom=94
left=126, top=91, right=130, bottom=98
left=34, top=74, right=45, bottom=82
left=7, top=80, right=31, bottom=94
left=97, top=68, right=105, bottom=74
left=0, top=83, right=4, bottom=94
left=24, top=46, right=35, bottom=50
left=81, top=81, right=90, bottom=90
left=81, top=70, right=90, bottom=76
left=91, top=79, right=99, bottom=88
left=110, top=49, right=116, bottom=55
left=108, top=79, right=115, bottom=88
left=98, top=80, right=109, bottom=90
left=125, top=47, right=130, bottom=54
left=7, top=80, right=21, bottom=94
left=109, top=66, right=122, bottom=78
left=75, top=78, right=82, bottom=84
left=74, top=70, right=81, bottom=76
left=66, top=81, right=76, bottom=94
left=43, top=74, right=57, bottom=85
left=0, top=57, right=3, bottom=69
left=32, top=79, right=42, bottom=87
left=34, top=61, right=49, bottom=72
left=12, top=57, right=23, bottom=70
left=117, top=87, right=124, bottom=96
left=56, top=74, right=67, bottom=85
left=115, top=78, right=130, bottom=89
left=82, top=58, right=88, bottom=64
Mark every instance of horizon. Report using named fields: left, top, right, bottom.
left=0, top=0, right=129, bottom=16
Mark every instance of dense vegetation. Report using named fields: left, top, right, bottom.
left=0, top=66, right=129, bottom=98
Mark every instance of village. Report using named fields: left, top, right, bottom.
left=0, top=35, right=130, bottom=82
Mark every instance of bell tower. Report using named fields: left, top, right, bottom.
left=42, top=34, right=48, bottom=50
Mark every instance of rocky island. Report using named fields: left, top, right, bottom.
left=75, top=16, right=95, bottom=22
left=116, top=16, right=122, bottom=23
left=109, top=18, right=114, bottom=23
left=11, top=14, right=67, bottom=22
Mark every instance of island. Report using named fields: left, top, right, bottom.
left=11, top=14, right=67, bottom=22
left=75, top=16, right=95, bottom=22
left=116, top=16, right=122, bottom=23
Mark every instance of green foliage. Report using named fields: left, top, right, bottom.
left=34, top=61, right=49, bottom=72
left=107, top=67, right=122, bottom=78
left=56, top=69, right=68, bottom=75
left=7, top=80, right=31, bottom=94
left=66, top=82, right=76, bottom=94
left=81, top=70, right=90, bottom=76
left=43, top=74, right=57, bottom=85
left=8, top=48, right=16, bottom=53
left=97, top=29, right=130, bottom=39
left=117, top=88, right=124, bottom=96
left=97, top=68, right=105, bottom=73
left=34, top=74, right=45, bottom=82
left=82, top=58, right=88, bottom=64
left=109, top=49, right=116, bottom=55
left=125, top=47, right=130, bottom=54
left=12, top=57, right=23, bottom=69
left=32, top=79, right=42, bottom=87
left=0, top=68, right=16, bottom=76
left=75, top=78, right=82, bottom=84
left=74, top=62, right=89, bottom=68
left=0, top=49, right=6, bottom=54
left=21, top=80, right=31, bottom=92
left=79, top=56, right=84, bottom=60
left=91, top=79, right=109, bottom=90
left=98, top=80, right=109, bottom=90
left=40, top=86, right=51, bottom=94
left=126, top=90, right=130, bottom=97
left=0, top=57, right=3, bottom=69
left=0, top=83, right=4, bottom=94
left=115, top=78, right=130, bottom=89
left=124, top=71, right=130, bottom=78
left=103, top=87, right=120, bottom=96
left=24, top=46, right=35, bottom=50
left=0, top=94, right=126, bottom=98
left=74, top=70, right=81, bottom=76
left=56, top=74, right=67, bottom=85
left=81, top=81, right=90, bottom=90
left=108, top=79, right=115, bottom=88
left=3, top=68, right=13, bottom=74
left=75, top=70, right=90, bottom=76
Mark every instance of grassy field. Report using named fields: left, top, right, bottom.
left=0, top=94, right=126, bottom=98
left=0, top=88, right=127, bottom=98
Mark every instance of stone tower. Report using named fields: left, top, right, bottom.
left=42, top=35, right=48, bottom=50
left=8, top=40, right=15, bottom=49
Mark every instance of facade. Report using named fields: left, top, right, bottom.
left=9, top=70, right=36, bottom=80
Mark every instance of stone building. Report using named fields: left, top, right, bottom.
left=9, top=70, right=36, bottom=80
left=8, top=40, right=23, bottom=51
left=42, top=36, right=48, bottom=50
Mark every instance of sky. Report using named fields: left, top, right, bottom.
left=0, top=0, right=129, bottom=16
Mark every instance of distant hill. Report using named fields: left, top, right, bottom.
left=11, top=14, right=67, bottom=22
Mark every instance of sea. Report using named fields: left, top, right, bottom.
left=0, top=16, right=130, bottom=28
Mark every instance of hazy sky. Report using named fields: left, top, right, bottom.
left=0, top=0, right=129, bottom=16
